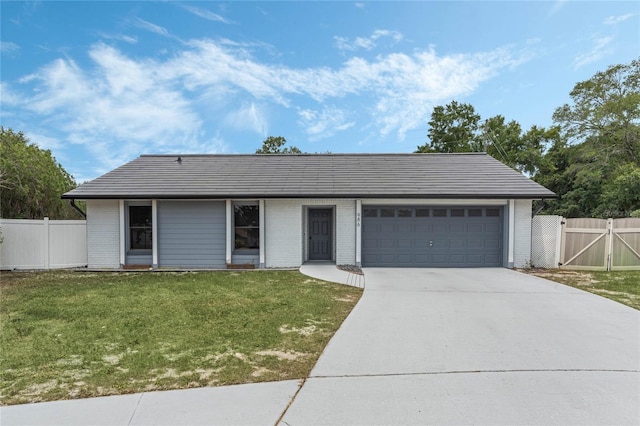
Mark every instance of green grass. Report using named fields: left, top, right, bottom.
left=0, top=270, right=362, bottom=405
left=525, top=269, right=640, bottom=310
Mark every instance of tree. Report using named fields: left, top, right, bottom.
left=416, top=102, right=547, bottom=175
left=0, top=127, right=80, bottom=219
left=599, top=163, right=640, bottom=217
left=416, top=101, right=481, bottom=153
left=539, top=59, right=640, bottom=218
left=552, top=59, right=640, bottom=165
left=255, top=136, right=302, bottom=154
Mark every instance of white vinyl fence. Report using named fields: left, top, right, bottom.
left=0, top=218, right=87, bottom=270
left=531, top=215, right=563, bottom=268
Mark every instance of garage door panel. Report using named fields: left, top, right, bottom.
left=486, top=223, right=502, bottom=232
left=450, top=239, right=465, bottom=248
left=467, top=223, right=483, bottom=233
left=432, top=223, right=448, bottom=233
left=397, top=223, right=413, bottom=233
left=450, top=223, right=465, bottom=232
left=485, top=239, right=501, bottom=249
left=466, top=254, right=484, bottom=264
left=415, top=223, right=431, bottom=233
left=397, top=239, right=413, bottom=248
left=467, top=239, right=483, bottom=249
left=362, top=206, right=503, bottom=267
left=379, top=239, right=394, bottom=248
left=484, top=254, right=501, bottom=263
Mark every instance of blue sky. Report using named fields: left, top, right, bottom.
left=1, top=1, right=638, bottom=182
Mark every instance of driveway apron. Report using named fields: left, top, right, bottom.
left=281, top=268, right=640, bottom=425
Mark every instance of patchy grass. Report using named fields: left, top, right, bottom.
left=524, top=269, right=640, bottom=310
left=0, top=270, right=362, bottom=405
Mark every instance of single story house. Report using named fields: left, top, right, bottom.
left=63, top=153, right=555, bottom=269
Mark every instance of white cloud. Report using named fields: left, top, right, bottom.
left=297, top=107, right=355, bottom=140
left=133, top=18, right=170, bottom=37
left=98, top=32, right=138, bottom=44
left=0, top=82, right=20, bottom=106
left=0, top=41, right=19, bottom=53
left=574, top=35, right=613, bottom=69
left=18, top=43, right=202, bottom=173
left=27, top=132, right=63, bottom=151
left=9, top=38, right=529, bottom=176
left=548, top=0, right=567, bottom=16
left=335, top=30, right=403, bottom=52
left=224, top=103, right=268, bottom=135
left=182, top=5, right=232, bottom=24
left=603, top=13, right=635, bottom=25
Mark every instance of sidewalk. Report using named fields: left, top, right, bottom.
left=1, top=380, right=300, bottom=426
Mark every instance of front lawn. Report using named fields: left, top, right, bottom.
left=524, top=269, right=640, bottom=310
left=0, top=270, right=362, bottom=405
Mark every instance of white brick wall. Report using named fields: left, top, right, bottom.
left=264, top=199, right=303, bottom=268
left=513, top=199, right=532, bottom=268
left=87, top=200, right=120, bottom=268
left=264, top=199, right=356, bottom=268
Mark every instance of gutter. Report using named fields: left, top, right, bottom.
left=69, top=199, right=87, bottom=219
left=532, top=199, right=547, bottom=216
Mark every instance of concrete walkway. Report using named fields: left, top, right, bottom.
left=3, top=267, right=639, bottom=425
left=1, top=381, right=300, bottom=426
left=299, top=262, right=365, bottom=288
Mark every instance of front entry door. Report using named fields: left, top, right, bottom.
left=309, top=209, right=332, bottom=260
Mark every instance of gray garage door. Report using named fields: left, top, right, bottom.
left=362, top=206, right=503, bottom=267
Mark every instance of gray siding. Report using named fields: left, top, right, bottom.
left=158, top=201, right=226, bottom=268
left=231, top=254, right=259, bottom=267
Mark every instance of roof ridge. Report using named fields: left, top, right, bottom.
left=140, top=152, right=489, bottom=157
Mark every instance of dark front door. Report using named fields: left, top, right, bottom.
left=309, top=209, right=332, bottom=260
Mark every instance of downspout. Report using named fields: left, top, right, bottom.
left=69, top=199, right=87, bottom=219
left=532, top=199, right=547, bottom=217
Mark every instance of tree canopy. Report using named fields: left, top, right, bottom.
left=540, top=59, right=640, bottom=218
left=416, top=58, right=640, bottom=218
left=255, top=136, right=302, bottom=154
left=415, top=102, right=548, bottom=176
left=0, top=127, right=81, bottom=219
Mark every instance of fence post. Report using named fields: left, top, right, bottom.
left=554, top=216, right=563, bottom=268
left=606, top=218, right=614, bottom=271
left=43, top=217, right=50, bottom=270
left=558, top=217, right=567, bottom=268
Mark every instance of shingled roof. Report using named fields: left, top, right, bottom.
left=63, top=153, right=556, bottom=200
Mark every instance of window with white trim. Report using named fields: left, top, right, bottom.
left=234, top=204, right=259, bottom=251
left=129, top=206, right=152, bottom=250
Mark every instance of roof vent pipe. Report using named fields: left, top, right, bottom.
left=176, top=156, right=182, bottom=164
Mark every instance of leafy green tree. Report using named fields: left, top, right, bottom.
left=598, top=163, right=640, bottom=217
left=540, top=59, right=640, bottom=218
left=417, top=102, right=547, bottom=175
left=0, top=127, right=80, bottom=219
left=256, top=136, right=302, bottom=154
left=481, top=116, right=547, bottom=175
left=416, top=101, right=482, bottom=153
left=552, top=59, right=640, bottom=165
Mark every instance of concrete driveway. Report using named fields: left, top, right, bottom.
left=282, top=268, right=640, bottom=425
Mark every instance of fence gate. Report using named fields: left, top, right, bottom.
left=611, top=218, right=640, bottom=270
left=560, top=218, right=609, bottom=270
left=559, top=218, right=640, bottom=271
